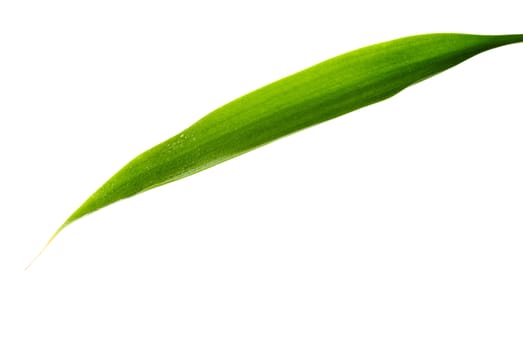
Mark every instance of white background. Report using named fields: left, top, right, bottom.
left=1, top=1, right=522, bottom=349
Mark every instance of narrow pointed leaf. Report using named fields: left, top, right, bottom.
left=42, top=33, right=523, bottom=252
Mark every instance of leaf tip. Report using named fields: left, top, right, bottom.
left=24, top=222, right=70, bottom=270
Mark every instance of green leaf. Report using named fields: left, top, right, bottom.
left=31, top=33, right=523, bottom=265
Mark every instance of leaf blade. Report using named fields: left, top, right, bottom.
left=44, top=33, right=523, bottom=250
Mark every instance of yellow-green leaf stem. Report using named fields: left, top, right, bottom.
left=35, top=33, right=523, bottom=263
